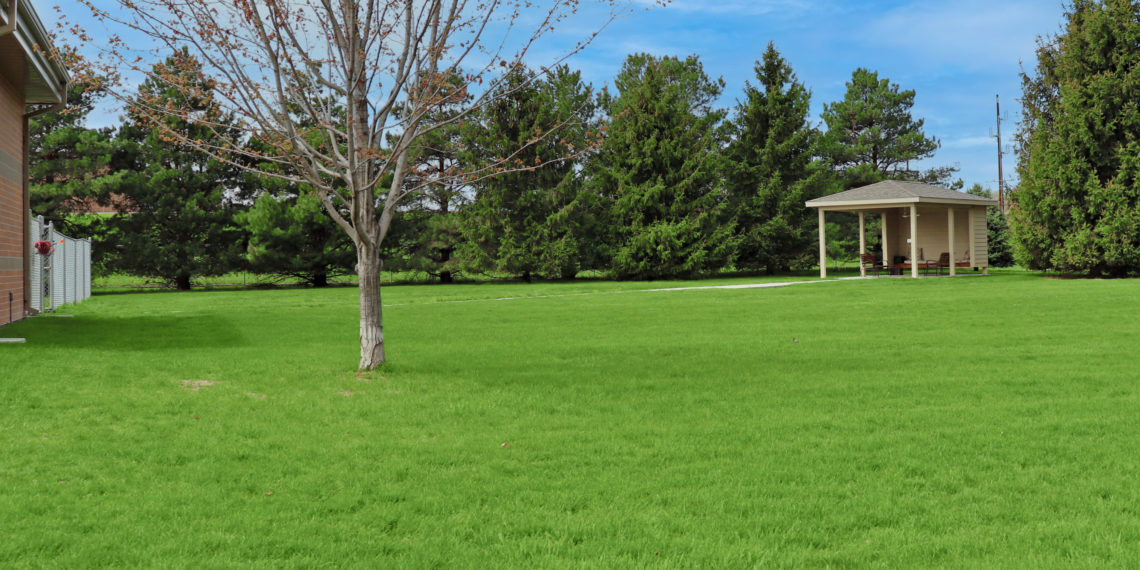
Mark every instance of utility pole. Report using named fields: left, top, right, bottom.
left=995, top=94, right=1005, bottom=212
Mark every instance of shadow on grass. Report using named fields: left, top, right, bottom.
left=21, top=314, right=247, bottom=352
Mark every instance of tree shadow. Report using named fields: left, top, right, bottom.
left=23, top=314, right=247, bottom=352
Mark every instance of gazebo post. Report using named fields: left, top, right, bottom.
left=818, top=208, right=827, bottom=278
left=858, top=211, right=866, bottom=277
left=909, top=204, right=918, bottom=278
left=948, top=208, right=956, bottom=276
left=881, top=210, right=890, bottom=272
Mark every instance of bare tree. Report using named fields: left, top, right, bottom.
left=63, top=0, right=645, bottom=369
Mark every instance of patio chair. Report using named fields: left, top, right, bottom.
left=860, top=253, right=886, bottom=276
left=936, top=252, right=951, bottom=275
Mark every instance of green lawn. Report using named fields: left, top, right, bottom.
left=2, top=272, right=1139, bottom=567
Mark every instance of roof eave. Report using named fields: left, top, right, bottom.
left=917, top=197, right=999, bottom=207
left=806, top=197, right=919, bottom=209
left=806, top=196, right=999, bottom=210
left=6, top=0, right=69, bottom=104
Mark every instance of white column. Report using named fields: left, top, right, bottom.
left=948, top=208, right=956, bottom=277
left=858, top=211, right=866, bottom=277
left=909, top=204, right=918, bottom=278
left=881, top=210, right=890, bottom=271
left=818, top=209, right=827, bottom=278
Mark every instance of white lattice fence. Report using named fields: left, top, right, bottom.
left=29, top=216, right=44, bottom=312
left=29, top=216, right=92, bottom=313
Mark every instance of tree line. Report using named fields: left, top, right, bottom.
left=33, top=43, right=1006, bottom=289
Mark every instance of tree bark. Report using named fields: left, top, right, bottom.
left=357, top=247, right=385, bottom=369
left=439, top=247, right=453, bottom=284
left=312, top=272, right=328, bottom=288
left=176, top=274, right=192, bottom=291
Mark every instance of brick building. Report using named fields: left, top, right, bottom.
left=0, top=0, right=68, bottom=326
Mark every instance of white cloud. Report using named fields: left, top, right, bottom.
left=861, top=0, right=1063, bottom=72
left=943, top=135, right=997, bottom=149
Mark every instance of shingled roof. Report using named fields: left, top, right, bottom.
left=805, top=180, right=997, bottom=208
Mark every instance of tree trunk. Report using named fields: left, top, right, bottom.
left=312, top=272, right=329, bottom=288
left=439, top=247, right=453, bottom=284
left=357, top=248, right=385, bottom=369
left=176, top=274, right=192, bottom=291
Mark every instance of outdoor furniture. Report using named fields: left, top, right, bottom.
left=860, top=253, right=886, bottom=276
left=936, top=252, right=951, bottom=275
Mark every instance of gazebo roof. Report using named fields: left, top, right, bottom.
left=805, top=180, right=997, bottom=210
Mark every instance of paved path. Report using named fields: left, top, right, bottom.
left=643, top=276, right=868, bottom=292
left=385, top=276, right=870, bottom=308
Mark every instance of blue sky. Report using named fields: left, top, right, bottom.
left=565, top=0, right=1068, bottom=190
left=32, top=0, right=1068, bottom=190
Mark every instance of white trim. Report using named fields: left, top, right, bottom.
left=909, top=204, right=918, bottom=278
left=818, top=209, right=827, bottom=279
left=807, top=196, right=997, bottom=210
left=2, top=0, right=69, bottom=104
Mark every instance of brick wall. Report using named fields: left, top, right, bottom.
left=0, top=73, right=26, bottom=326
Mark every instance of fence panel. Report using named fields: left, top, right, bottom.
left=50, top=228, right=64, bottom=310
left=33, top=218, right=92, bottom=313
left=67, top=241, right=77, bottom=305
left=82, top=240, right=91, bottom=300
left=29, top=216, right=43, bottom=312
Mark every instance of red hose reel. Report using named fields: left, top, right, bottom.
left=34, top=240, right=56, bottom=255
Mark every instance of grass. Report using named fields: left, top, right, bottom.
left=90, top=266, right=838, bottom=291
left=3, top=272, right=1139, bottom=567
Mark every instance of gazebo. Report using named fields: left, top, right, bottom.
left=805, top=181, right=998, bottom=278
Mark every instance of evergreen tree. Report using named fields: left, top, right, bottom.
left=396, top=74, right=471, bottom=283
left=725, top=43, right=830, bottom=273
left=592, top=53, right=734, bottom=280
left=108, top=50, right=245, bottom=290
left=238, top=191, right=355, bottom=286
left=235, top=113, right=357, bottom=287
left=819, top=68, right=940, bottom=188
left=28, top=82, right=123, bottom=232
left=458, top=65, right=599, bottom=281
left=818, top=68, right=945, bottom=260
left=1010, top=0, right=1140, bottom=275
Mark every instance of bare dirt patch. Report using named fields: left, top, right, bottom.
left=181, top=380, right=217, bottom=391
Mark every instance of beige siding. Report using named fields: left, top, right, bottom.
left=885, top=206, right=972, bottom=262
left=971, top=206, right=989, bottom=267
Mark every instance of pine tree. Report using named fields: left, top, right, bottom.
left=108, top=50, right=245, bottom=290
left=817, top=68, right=944, bottom=259
left=394, top=74, right=471, bottom=283
left=29, top=82, right=122, bottom=233
left=819, top=68, right=940, bottom=188
left=1010, top=0, right=1140, bottom=275
left=592, top=53, right=734, bottom=280
left=239, top=192, right=355, bottom=286
left=725, top=43, right=830, bottom=273
left=458, top=65, right=599, bottom=281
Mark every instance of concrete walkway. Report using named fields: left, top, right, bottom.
left=385, top=276, right=871, bottom=308
left=644, top=277, right=864, bottom=292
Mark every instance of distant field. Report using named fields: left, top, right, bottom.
left=3, top=272, right=1139, bottom=567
